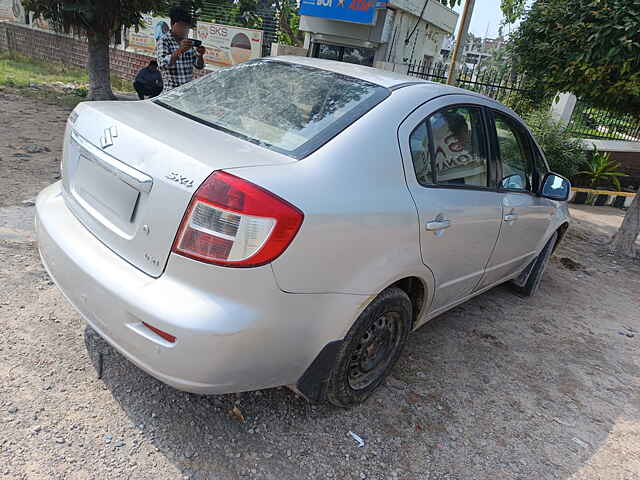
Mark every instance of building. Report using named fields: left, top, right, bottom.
left=299, top=0, right=458, bottom=71
left=439, top=35, right=504, bottom=67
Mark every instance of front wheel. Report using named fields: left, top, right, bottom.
left=326, top=287, right=412, bottom=408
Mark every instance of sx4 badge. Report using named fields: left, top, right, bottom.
left=166, top=172, right=194, bottom=188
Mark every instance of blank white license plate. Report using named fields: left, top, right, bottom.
left=73, top=154, right=140, bottom=222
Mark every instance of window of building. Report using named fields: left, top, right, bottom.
left=312, top=43, right=375, bottom=66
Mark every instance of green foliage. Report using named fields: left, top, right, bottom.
left=197, top=0, right=263, bottom=29
left=523, top=109, right=586, bottom=180
left=72, top=86, right=88, bottom=97
left=578, top=146, right=628, bottom=192
left=502, top=94, right=539, bottom=118
left=500, top=0, right=526, bottom=24
left=0, top=52, right=86, bottom=107
left=479, top=44, right=511, bottom=77
left=195, top=0, right=301, bottom=46
left=22, top=0, right=201, bottom=37
left=276, top=1, right=303, bottom=47
left=509, top=0, right=640, bottom=116
left=0, top=51, right=86, bottom=87
left=0, top=51, right=133, bottom=92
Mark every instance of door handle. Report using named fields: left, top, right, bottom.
left=504, top=213, right=518, bottom=222
left=426, top=219, right=451, bottom=231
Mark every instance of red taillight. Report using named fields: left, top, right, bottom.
left=142, top=322, right=176, bottom=343
left=172, top=171, right=304, bottom=267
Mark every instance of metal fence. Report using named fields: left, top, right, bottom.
left=196, top=0, right=281, bottom=58
left=567, top=101, right=640, bottom=141
left=406, top=60, right=537, bottom=115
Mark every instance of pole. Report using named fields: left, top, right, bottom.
left=447, top=0, right=475, bottom=85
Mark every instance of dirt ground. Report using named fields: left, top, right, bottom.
left=1, top=91, right=640, bottom=480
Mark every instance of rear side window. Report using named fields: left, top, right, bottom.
left=409, top=106, right=489, bottom=188
left=155, top=59, right=389, bottom=158
left=409, top=122, right=434, bottom=185
left=493, top=113, right=533, bottom=191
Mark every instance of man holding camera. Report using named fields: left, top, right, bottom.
left=156, top=6, right=206, bottom=91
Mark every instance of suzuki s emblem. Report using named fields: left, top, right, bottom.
left=100, top=126, right=118, bottom=149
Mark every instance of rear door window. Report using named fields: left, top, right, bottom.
left=409, top=106, right=490, bottom=188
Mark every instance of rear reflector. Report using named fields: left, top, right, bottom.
left=142, top=322, right=176, bottom=343
left=172, top=171, right=303, bottom=267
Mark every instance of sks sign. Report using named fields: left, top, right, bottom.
left=300, top=0, right=387, bottom=25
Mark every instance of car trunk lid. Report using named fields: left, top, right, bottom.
left=61, top=100, right=295, bottom=277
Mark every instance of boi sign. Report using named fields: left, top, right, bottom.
left=300, top=0, right=387, bottom=25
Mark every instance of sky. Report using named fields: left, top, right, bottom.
left=454, top=0, right=507, bottom=39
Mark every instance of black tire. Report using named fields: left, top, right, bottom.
left=326, top=287, right=412, bottom=408
left=512, top=232, right=558, bottom=297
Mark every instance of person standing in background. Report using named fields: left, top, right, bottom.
left=156, top=6, right=206, bottom=91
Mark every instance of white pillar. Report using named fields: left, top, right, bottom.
left=551, top=92, right=577, bottom=126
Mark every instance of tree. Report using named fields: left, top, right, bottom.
left=611, top=194, right=640, bottom=258
left=22, top=1, right=198, bottom=101
left=276, top=0, right=303, bottom=47
left=479, top=42, right=510, bottom=76
left=506, top=0, right=640, bottom=116
left=500, top=0, right=526, bottom=24
left=506, top=0, right=640, bottom=258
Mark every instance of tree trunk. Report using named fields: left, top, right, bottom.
left=87, top=32, right=115, bottom=101
left=610, top=186, right=640, bottom=258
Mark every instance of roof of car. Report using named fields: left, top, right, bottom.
left=272, top=56, right=521, bottom=120
left=272, top=56, right=465, bottom=91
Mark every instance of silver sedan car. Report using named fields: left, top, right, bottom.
left=36, top=57, right=570, bottom=407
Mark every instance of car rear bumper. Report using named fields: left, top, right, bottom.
left=36, top=182, right=364, bottom=394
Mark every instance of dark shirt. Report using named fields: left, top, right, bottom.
left=135, top=67, right=163, bottom=87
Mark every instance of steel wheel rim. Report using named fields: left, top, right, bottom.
left=347, top=311, right=403, bottom=390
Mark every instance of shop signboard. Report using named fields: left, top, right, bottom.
left=0, top=0, right=25, bottom=22
left=300, top=0, right=387, bottom=25
left=196, top=21, right=263, bottom=68
left=128, top=14, right=170, bottom=54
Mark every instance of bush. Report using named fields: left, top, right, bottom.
left=502, top=95, right=538, bottom=117
left=72, top=86, right=88, bottom=97
left=524, top=109, right=586, bottom=179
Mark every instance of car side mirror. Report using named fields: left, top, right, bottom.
left=539, top=172, right=570, bottom=201
left=501, top=173, right=526, bottom=190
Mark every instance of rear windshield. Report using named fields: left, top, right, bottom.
left=155, top=59, right=389, bottom=158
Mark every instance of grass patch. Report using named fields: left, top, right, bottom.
left=0, top=51, right=135, bottom=107
left=569, top=125, right=630, bottom=141
left=111, top=75, right=134, bottom=93
left=0, top=84, right=85, bottom=108
left=0, top=51, right=87, bottom=88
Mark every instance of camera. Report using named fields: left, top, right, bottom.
left=188, top=39, right=203, bottom=48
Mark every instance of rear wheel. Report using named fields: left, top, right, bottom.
left=326, top=287, right=412, bottom=408
left=512, top=232, right=558, bottom=297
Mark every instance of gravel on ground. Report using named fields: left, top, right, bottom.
left=1, top=91, right=639, bottom=480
